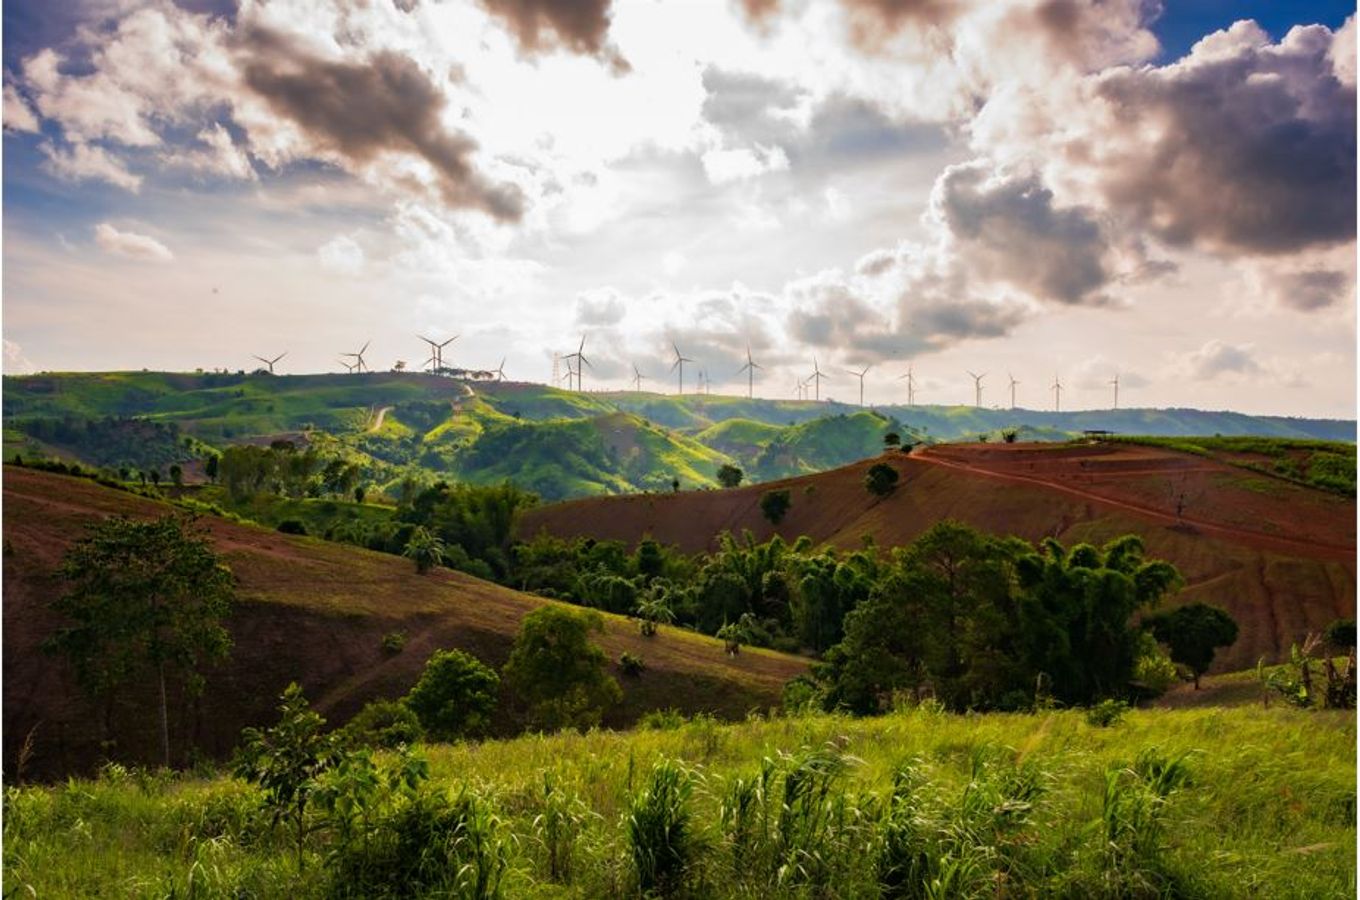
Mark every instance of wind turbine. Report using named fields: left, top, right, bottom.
left=342, top=340, right=370, bottom=373
left=967, top=370, right=986, bottom=408
left=1008, top=373, right=1019, bottom=410
left=808, top=357, right=825, bottom=401
left=670, top=342, right=693, bottom=394
left=339, top=357, right=359, bottom=374
left=897, top=364, right=916, bottom=406
left=1052, top=375, right=1063, bottom=412
left=1110, top=373, right=1120, bottom=410
left=737, top=344, right=762, bottom=399
left=632, top=363, right=646, bottom=392
left=845, top=364, right=870, bottom=407
left=418, top=335, right=457, bottom=373
left=252, top=351, right=286, bottom=374
left=565, top=335, right=591, bottom=392
left=493, top=357, right=507, bottom=382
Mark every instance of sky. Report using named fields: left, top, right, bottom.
left=1, top=0, right=1355, bottom=418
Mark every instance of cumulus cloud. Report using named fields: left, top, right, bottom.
left=317, top=235, right=366, bottom=276
left=700, top=144, right=790, bottom=184
left=479, top=0, right=623, bottom=65
left=3, top=84, right=40, bottom=133
left=238, top=28, right=524, bottom=221
left=3, top=340, right=36, bottom=375
left=1184, top=340, right=1261, bottom=380
left=95, top=222, right=174, bottom=261
left=41, top=142, right=142, bottom=190
left=166, top=123, right=257, bottom=180
left=575, top=288, right=627, bottom=326
left=1254, top=266, right=1351, bottom=312
left=931, top=161, right=1117, bottom=306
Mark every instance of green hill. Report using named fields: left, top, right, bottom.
left=4, top=372, right=1352, bottom=502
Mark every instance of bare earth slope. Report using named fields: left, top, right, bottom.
left=518, top=442, right=1355, bottom=673
left=3, top=467, right=806, bottom=779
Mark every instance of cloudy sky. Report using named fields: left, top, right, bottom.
left=2, top=0, right=1355, bottom=417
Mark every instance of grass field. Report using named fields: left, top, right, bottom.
left=4, top=704, right=1353, bottom=897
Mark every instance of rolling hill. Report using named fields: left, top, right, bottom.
left=3, top=371, right=1353, bottom=502
left=518, top=441, right=1356, bottom=673
left=2, top=466, right=807, bottom=780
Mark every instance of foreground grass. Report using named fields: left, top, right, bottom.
left=5, top=705, right=1354, bottom=898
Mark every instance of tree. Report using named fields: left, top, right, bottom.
left=1325, top=618, right=1356, bottom=650
left=671, top=477, right=681, bottom=493
left=402, top=526, right=445, bottom=574
left=204, top=454, right=219, bottom=483
left=353, top=485, right=367, bottom=504
left=635, top=591, right=676, bottom=637
left=503, top=606, right=622, bottom=731
left=46, top=514, right=235, bottom=766
left=169, top=464, right=183, bottom=487
left=234, top=684, right=337, bottom=871
left=716, top=464, right=744, bottom=489
left=759, top=489, right=792, bottom=525
left=403, top=649, right=500, bottom=740
left=864, top=463, right=899, bottom=497
left=1145, top=603, right=1239, bottom=689
left=883, top=432, right=901, bottom=448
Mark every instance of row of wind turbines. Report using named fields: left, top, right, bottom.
left=254, top=335, right=1125, bottom=411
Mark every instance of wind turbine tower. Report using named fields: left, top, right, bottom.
left=845, top=364, right=870, bottom=407
left=898, top=365, right=916, bottom=406
left=1052, top=375, right=1063, bottom=412
left=252, top=352, right=286, bottom=374
left=670, top=343, right=693, bottom=394
left=1008, top=373, right=1019, bottom=410
left=809, top=358, right=825, bottom=401
left=967, top=370, right=986, bottom=408
left=1110, top=373, right=1120, bottom=410
left=632, top=364, right=646, bottom=392
left=737, top=345, right=762, bottom=399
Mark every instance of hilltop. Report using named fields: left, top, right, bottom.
left=2, top=466, right=807, bottom=779
left=519, top=441, right=1356, bottom=672
left=4, top=371, right=1351, bottom=501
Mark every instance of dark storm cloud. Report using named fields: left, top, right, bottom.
left=1259, top=267, right=1350, bottom=311
left=478, top=0, right=625, bottom=67
left=935, top=162, right=1115, bottom=306
left=238, top=28, right=524, bottom=221
left=1091, top=23, right=1356, bottom=256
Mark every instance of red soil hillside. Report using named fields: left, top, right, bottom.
left=3, top=467, right=806, bottom=780
left=517, top=442, right=1356, bottom=673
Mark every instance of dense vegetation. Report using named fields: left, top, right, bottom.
left=5, top=703, right=1353, bottom=897
left=1106, top=435, right=1357, bottom=495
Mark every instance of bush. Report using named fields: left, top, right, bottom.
left=381, top=631, right=407, bottom=655
left=503, top=606, right=622, bottom=732
left=717, top=464, right=744, bottom=489
left=864, top=462, right=899, bottom=497
left=619, top=652, right=646, bottom=677
left=759, top=489, right=791, bottom=525
left=628, top=760, right=698, bottom=896
left=403, top=649, right=500, bottom=741
left=1086, top=699, right=1130, bottom=727
left=1324, top=618, right=1356, bottom=650
left=276, top=519, right=308, bottom=535
left=338, top=699, right=425, bottom=749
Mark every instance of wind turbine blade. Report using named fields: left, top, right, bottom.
left=359, top=340, right=370, bottom=354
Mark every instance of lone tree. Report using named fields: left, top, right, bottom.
left=864, top=462, right=899, bottom=497
left=46, top=514, right=235, bottom=766
left=1145, top=603, right=1239, bottom=689
left=759, top=488, right=792, bottom=525
left=403, top=648, right=500, bottom=740
left=883, top=432, right=901, bottom=448
left=503, top=606, right=622, bottom=732
left=716, top=464, right=744, bottom=489
left=402, top=526, right=445, bottom=575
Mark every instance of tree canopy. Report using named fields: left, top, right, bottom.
left=502, top=606, right=621, bottom=732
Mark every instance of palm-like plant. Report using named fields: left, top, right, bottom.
left=635, top=590, right=676, bottom=637
left=402, top=526, right=446, bottom=575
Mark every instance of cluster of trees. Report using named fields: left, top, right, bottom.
left=16, top=416, right=192, bottom=469
left=217, top=441, right=364, bottom=501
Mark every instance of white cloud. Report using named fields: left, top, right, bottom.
left=94, top=222, right=173, bottom=262
left=3, top=84, right=40, bottom=133
left=3, top=340, right=36, bottom=375
left=40, top=141, right=142, bottom=191
left=166, top=123, right=256, bottom=181
left=575, top=288, right=628, bottom=326
left=1183, top=340, right=1261, bottom=380
left=700, top=144, right=790, bottom=184
left=317, top=235, right=366, bottom=277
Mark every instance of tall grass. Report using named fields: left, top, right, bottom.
left=5, top=705, right=1354, bottom=898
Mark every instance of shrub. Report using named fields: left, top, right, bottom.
left=1324, top=618, right=1356, bottom=650
left=403, top=649, right=500, bottom=741
left=1086, top=699, right=1130, bottom=728
left=276, top=519, right=308, bottom=535
left=628, top=760, right=698, bottom=896
left=381, top=631, right=407, bottom=655
left=338, top=699, right=425, bottom=749
left=759, top=489, right=792, bottom=525
left=619, top=651, right=646, bottom=677
left=503, top=606, right=622, bottom=732
left=864, top=462, right=899, bottom=497
left=717, top=464, right=744, bottom=489
left=640, top=708, right=687, bottom=730
left=883, top=432, right=901, bottom=448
